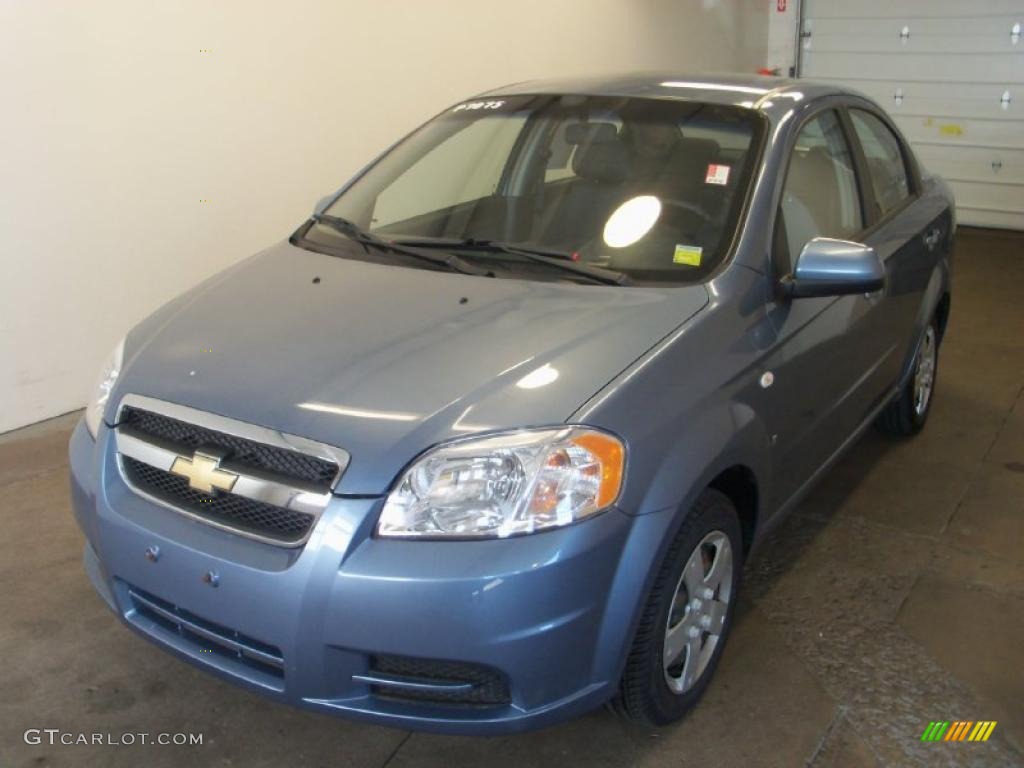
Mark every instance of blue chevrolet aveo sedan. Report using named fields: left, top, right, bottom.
left=69, top=74, right=954, bottom=733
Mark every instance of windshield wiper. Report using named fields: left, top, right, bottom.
left=394, top=237, right=630, bottom=286
left=311, top=215, right=493, bottom=278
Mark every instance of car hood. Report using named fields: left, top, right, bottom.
left=114, top=241, right=708, bottom=494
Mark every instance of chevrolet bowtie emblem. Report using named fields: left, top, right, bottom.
left=170, top=449, right=238, bottom=494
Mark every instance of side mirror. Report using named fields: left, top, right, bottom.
left=313, top=194, right=335, bottom=218
left=781, top=237, right=884, bottom=299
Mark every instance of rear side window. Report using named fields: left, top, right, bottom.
left=849, top=109, right=911, bottom=218
left=777, top=110, right=862, bottom=272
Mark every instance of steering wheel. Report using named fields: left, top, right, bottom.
left=571, top=198, right=718, bottom=270
left=660, top=198, right=714, bottom=229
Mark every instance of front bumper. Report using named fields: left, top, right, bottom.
left=69, top=420, right=672, bottom=734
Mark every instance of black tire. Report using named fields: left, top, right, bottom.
left=876, top=317, right=940, bottom=437
left=613, top=488, right=743, bottom=726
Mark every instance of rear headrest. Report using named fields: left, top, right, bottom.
left=676, top=137, right=720, bottom=163
left=787, top=146, right=837, bottom=199
left=572, top=139, right=629, bottom=183
left=643, top=135, right=724, bottom=191
left=663, top=137, right=721, bottom=183
left=565, top=121, right=618, bottom=145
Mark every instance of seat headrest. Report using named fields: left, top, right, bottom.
left=787, top=146, right=838, bottom=197
left=676, top=137, right=720, bottom=162
left=630, top=136, right=721, bottom=193
left=565, top=121, right=618, bottom=145
left=664, top=137, right=721, bottom=180
left=786, top=145, right=845, bottom=233
left=572, top=139, right=629, bottom=183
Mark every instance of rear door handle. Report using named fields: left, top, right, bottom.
left=923, top=228, right=941, bottom=250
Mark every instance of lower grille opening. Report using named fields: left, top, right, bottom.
left=125, top=584, right=284, bottom=682
left=367, top=654, right=510, bottom=708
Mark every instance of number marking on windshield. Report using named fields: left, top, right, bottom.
left=452, top=100, right=506, bottom=112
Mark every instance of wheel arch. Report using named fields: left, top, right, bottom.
left=898, top=260, right=951, bottom=388
left=590, top=403, right=771, bottom=692
left=707, top=464, right=758, bottom=556
left=934, top=291, right=951, bottom=344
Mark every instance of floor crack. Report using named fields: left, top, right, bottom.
left=380, top=731, right=413, bottom=768
left=806, top=704, right=848, bottom=767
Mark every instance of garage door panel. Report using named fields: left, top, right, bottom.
left=817, top=79, right=1016, bottom=105
left=805, top=34, right=1019, bottom=55
left=953, top=208, right=1024, bottom=229
left=803, top=51, right=1022, bottom=83
left=805, top=0, right=1023, bottom=19
left=891, top=101, right=1019, bottom=123
left=801, top=0, right=1024, bottom=229
left=806, top=15, right=1020, bottom=39
left=893, top=116, right=1024, bottom=149
left=947, top=179, right=1024, bottom=210
left=820, top=80, right=1021, bottom=122
left=915, top=145, right=1024, bottom=186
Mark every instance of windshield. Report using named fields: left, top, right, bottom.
left=301, top=94, right=763, bottom=284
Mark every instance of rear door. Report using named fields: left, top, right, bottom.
left=842, top=103, right=950, bottom=403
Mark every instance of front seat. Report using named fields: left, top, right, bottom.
left=780, top=145, right=854, bottom=267
left=648, top=137, right=720, bottom=195
left=538, top=138, right=631, bottom=247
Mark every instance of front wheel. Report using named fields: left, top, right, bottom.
left=613, top=489, right=742, bottom=725
left=876, top=318, right=939, bottom=436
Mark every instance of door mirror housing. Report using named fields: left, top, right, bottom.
left=781, top=237, right=885, bottom=299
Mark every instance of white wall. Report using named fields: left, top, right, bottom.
left=0, top=0, right=769, bottom=433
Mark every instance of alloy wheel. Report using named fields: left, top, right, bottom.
left=663, top=530, right=734, bottom=694
left=913, top=326, right=937, bottom=417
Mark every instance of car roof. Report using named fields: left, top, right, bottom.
left=475, top=72, right=866, bottom=124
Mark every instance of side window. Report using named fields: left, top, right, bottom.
left=849, top=109, right=911, bottom=218
left=776, top=110, right=862, bottom=273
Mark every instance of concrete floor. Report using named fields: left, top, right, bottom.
left=2, top=227, right=1022, bottom=768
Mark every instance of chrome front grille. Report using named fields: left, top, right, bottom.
left=121, top=457, right=316, bottom=542
left=113, top=394, right=349, bottom=547
left=120, top=406, right=338, bottom=485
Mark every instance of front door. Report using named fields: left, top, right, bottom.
left=762, top=108, right=886, bottom=509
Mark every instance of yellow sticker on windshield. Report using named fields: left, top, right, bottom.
left=673, top=245, right=703, bottom=266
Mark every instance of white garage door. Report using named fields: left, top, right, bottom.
left=798, top=0, right=1024, bottom=230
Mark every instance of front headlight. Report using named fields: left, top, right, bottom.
left=378, top=427, right=625, bottom=538
left=84, top=337, right=125, bottom=438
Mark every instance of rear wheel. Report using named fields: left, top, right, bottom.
left=614, top=489, right=742, bottom=725
left=876, top=318, right=939, bottom=436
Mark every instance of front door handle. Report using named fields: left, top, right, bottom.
left=923, top=228, right=941, bottom=250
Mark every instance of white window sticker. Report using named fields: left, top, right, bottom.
left=705, top=164, right=731, bottom=186
left=452, top=100, right=506, bottom=113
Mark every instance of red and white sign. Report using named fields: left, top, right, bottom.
left=705, top=164, right=731, bottom=186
